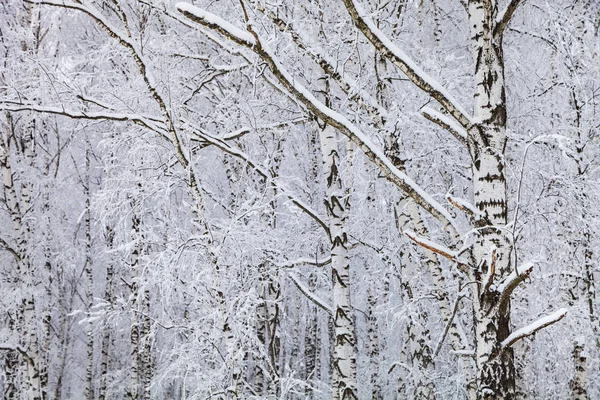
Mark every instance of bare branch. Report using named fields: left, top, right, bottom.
left=0, top=236, right=21, bottom=262
left=501, top=308, right=567, bottom=350
left=495, top=0, right=526, bottom=38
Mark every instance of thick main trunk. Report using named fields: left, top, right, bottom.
left=468, top=1, right=515, bottom=399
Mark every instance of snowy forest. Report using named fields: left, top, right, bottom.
left=1, top=0, right=599, bottom=399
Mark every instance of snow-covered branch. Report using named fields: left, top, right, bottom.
left=421, top=107, right=467, bottom=146
left=501, top=308, right=567, bottom=350
left=189, top=126, right=331, bottom=236
left=249, top=1, right=388, bottom=125
left=404, top=230, right=457, bottom=262
left=446, top=195, right=484, bottom=218
left=177, top=3, right=460, bottom=237
left=288, top=272, right=333, bottom=314
left=495, top=261, right=535, bottom=311
left=342, top=0, right=473, bottom=130
left=275, top=257, right=332, bottom=269
left=0, top=101, right=167, bottom=135
left=495, top=0, right=527, bottom=38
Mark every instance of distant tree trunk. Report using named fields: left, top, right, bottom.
left=128, top=212, right=142, bottom=400
left=98, top=227, right=116, bottom=400
left=569, top=340, right=589, bottom=400
left=84, top=137, right=94, bottom=400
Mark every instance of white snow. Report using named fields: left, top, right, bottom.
left=350, top=0, right=473, bottom=124
left=288, top=272, right=333, bottom=314
left=501, top=308, right=568, bottom=349
left=176, top=3, right=256, bottom=45
left=421, top=106, right=468, bottom=140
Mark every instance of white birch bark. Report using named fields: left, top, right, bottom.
left=318, top=122, right=357, bottom=400
left=468, top=1, right=515, bottom=398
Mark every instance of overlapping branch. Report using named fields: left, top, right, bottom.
left=177, top=3, right=460, bottom=237
left=341, top=0, right=473, bottom=130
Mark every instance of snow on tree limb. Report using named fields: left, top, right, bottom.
left=275, top=257, right=332, bottom=269
left=404, top=230, right=457, bottom=261
left=421, top=107, right=467, bottom=146
left=446, top=195, right=484, bottom=218
left=188, top=125, right=331, bottom=236
left=0, top=102, right=168, bottom=135
left=288, top=272, right=333, bottom=314
left=501, top=308, right=567, bottom=350
left=495, top=0, right=527, bottom=38
left=342, top=0, right=473, bottom=130
left=248, top=1, right=388, bottom=124
left=177, top=4, right=460, bottom=237
left=495, top=261, right=535, bottom=311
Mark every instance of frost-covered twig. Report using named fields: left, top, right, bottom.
left=288, top=272, right=333, bottom=314
left=342, top=0, right=473, bottom=130
left=177, top=3, right=460, bottom=237
left=501, top=308, right=567, bottom=350
left=421, top=107, right=467, bottom=146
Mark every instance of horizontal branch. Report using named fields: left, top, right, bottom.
left=177, top=3, right=460, bottom=237
left=501, top=308, right=567, bottom=350
left=0, top=102, right=167, bottom=134
left=275, top=256, right=332, bottom=269
left=342, top=0, right=473, bottom=130
left=288, top=272, right=333, bottom=314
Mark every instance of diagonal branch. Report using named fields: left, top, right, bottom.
left=248, top=1, right=388, bottom=124
left=342, top=0, right=473, bottom=130
left=421, top=107, right=468, bottom=146
left=288, top=272, right=333, bottom=314
left=188, top=124, right=331, bottom=237
left=177, top=3, right=460, bottom=237
left=495, top=0, right=527, bottom=38
left=501, top=308, right=567, bottom=350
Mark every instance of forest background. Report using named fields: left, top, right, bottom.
left=1, top=0, right=599, bottom=399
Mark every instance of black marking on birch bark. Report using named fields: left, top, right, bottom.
left=332, top=268, right=347, bottom=288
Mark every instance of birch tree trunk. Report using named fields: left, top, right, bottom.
left=318, top=122, right=357, bottom=400
left=468, top=1, right=515, bottom=398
